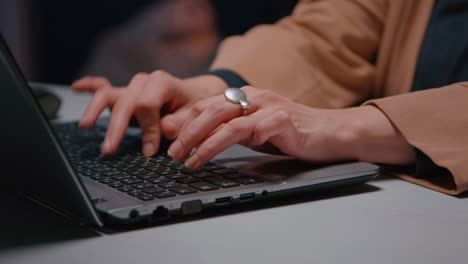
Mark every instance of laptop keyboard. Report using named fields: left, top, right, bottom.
left=54, top=122, right=263, bottom=202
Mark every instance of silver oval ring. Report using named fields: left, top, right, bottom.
left=224, top=87, right=251, bottom=116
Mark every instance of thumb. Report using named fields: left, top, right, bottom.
left=160, top=107, right=193, bottom=140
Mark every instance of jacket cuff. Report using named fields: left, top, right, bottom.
left=413, top=148, right=450, bottom=179
left=363, top=84, right=468, bottom=195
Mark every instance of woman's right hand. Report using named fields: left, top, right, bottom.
left=72, top=70, right=227, bottom=157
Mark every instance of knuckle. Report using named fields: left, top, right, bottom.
left=258, top=90, right=279, bottom=101
left=149, top=69, right=170, bottom=81
left=134, top=97, right=155, bottom=111
left=205, top=102, right=223, bottom=114
left=224, top=121, right=243, bottom=134
left=274, top=110, right=290, bottom=122
left=95, top=87, right=111, bottom=99
left=192, top=100, right=208, bottom=115
left=131, top=72, right=148, bottom=83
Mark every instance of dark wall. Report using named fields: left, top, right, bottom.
left=30, top=0, right=155, bottom=84
left=210, top=0, right=298, bottom=37
left=30, top=0, right=297, bottom=84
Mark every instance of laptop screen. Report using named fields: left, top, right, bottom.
left=0, top=35, right=102, bottom=226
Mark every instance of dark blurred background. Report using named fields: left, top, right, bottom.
left=0, top=0, right=297, bottom=86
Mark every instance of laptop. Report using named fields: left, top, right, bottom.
left=0, top=35, right=379, bottom=227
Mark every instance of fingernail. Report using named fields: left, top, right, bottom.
left=185, top=154, right=200, bottom=169
left=101, top=139, right=112, bottom=155
left=143, top=142, right=156, bottom=157
left=168, top=140, right=182, bottom=159
left=78, top=120, right=86, bottom=128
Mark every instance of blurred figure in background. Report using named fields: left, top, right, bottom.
left=79, top=0, right=298, bottom=85
left=1, top=0, right=297, bottom=84
left=79, top=0, right=219, bottom=85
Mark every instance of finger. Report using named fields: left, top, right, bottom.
left=72, top=76, right=111, bottom=92
left=79, top=88, right=121, bottom=128
left=251, top=111, right=291, bottom=145
left=134, top=71, right=182, bottom=155
left=160, top=107, right=192, bottom=140
left=167, top=96, right=239, bottom=161
left=136, top=109, right=161, bottom=157
left=134, top=89, right=163, bottom=156
left=160, top=98, right=220, bottom=140
left=255, top=111, right=304, bottom=158
left=101, top=74, right=148, bottom=155
left=177, top=96, right=221, bottom=134
left=184, top=113, right=262, bottom=168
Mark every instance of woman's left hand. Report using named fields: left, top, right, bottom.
left=167, top=86, right=416, bottom=169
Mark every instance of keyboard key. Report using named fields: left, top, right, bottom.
left=114, top=164, right=135, bottom=170
left=170, top=186, right=197, bottom=195
left=176, top=176, right=199, bottom=184
left=108, top=181, right=124, bottom=188
left=131, top=183, right=154, bottom=189
left=106, top=161, right=127, bottom=168
left=165, top=173, right=189, bottom=179
left=190, top=181, right=219, bottom=191
left=127, top=168, right=148, bottom=176
left=128, top=190, right=142, bottom=197
left=182, top=168, right=204, bottom=174
left=142, top=187, right=165, bottom=194
left=224, top=173, right=250, bottom=179
left=137, top=195, right=154, bottom=201
left=110, top=173, right=131, bottom=181
left=90, top=165, right=113, bottom=173
left=132, top=171, right=158, bottom=179
left=149, top=176, right=171, bottom=184
left=90, top=174, right=105, bottom=180
left=212, top=168, right=238, bottom=175
left=158, top=170, right=178, bottom=176
left=144, top=165, right=165, bottom=173
left=159, top=182, right=181, bottom=189
left=79, top=169, right=95, bottom=176
left=99, top=177, right=115, bottom=184
left=153, top=191, right=176, bottom=199
left=234, top=177, right=264, bottom=185
left=171, top=164, right=187, bottom=170
left=117, top=186, right=135, bottom=192
left=101, top=170, right=124, bottom=176
left=202, top=164, right=226, bottom=171
left=206, top=177, right=240, bottom=188
left=121, top=177, right=143, bottom=185
left=193, top=171, right=215, bottom=178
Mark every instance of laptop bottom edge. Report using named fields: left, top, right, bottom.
left=99, top=173, right=378, bottom=226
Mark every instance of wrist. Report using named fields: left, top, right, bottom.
left=343, top=106, right=416, bottom=165
left=183, top=74, right=228, bottom=97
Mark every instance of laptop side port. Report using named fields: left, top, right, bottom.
left=181, top=200, right=203, bottom=215
left=152, top=206, right=169, bottom=220
left=215, top=196, right=233, bottom=205
left=239, top=193, right=255, bottom=201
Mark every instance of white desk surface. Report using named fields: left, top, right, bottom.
left=1, top=84, right=467, bottom=264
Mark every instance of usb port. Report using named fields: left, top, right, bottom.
left=239, top=193, right=255, bottom=201
left=215, top=196, right=233, bottom=205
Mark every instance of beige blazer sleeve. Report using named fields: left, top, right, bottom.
left=210, top=0, right=386, bottom=108
left=364, top=84, right=468, bottom=195
left=210, top=0, right=467, bottom=194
